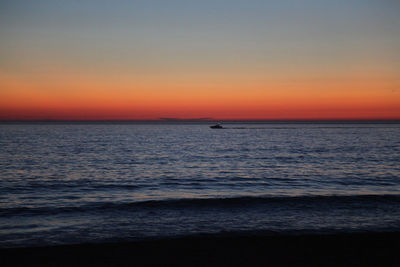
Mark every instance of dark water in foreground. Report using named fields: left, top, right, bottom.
left=0, top=122, right=400, bottom=248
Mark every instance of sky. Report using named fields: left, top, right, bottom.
left=0, top=0, right=399, bottom=120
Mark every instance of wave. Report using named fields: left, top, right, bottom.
left=2, top=194, right=400, bottom=217
left=1, top=182, right=142, bottom=192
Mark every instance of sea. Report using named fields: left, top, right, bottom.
left=1, top=122, right=400, bottom=248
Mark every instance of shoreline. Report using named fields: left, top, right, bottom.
left=1, top=232, right=399, bottom=266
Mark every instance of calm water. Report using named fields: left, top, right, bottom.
left=1, top=122, right=400, bottom=247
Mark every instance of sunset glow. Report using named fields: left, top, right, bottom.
left=1, top=0, right=399, bottom=120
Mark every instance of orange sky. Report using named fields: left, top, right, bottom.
left=1, top=71, right=398, bottom=120
left=1, top=1, right=399, bottom=120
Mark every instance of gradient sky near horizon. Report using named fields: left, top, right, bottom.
left=1, top=0, right=399, bottom=120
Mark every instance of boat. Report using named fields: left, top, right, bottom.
left=210, top=123, right=223, bottom=129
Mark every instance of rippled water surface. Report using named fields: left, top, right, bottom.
left=1, top=122, right=400, bottom=247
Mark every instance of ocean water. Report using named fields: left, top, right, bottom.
left=0, top=122, right=400, bottom=248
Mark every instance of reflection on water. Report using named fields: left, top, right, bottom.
left=0, top=123, right=400, bottom=247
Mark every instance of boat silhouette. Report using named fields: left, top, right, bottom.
left=210, top=123, right=223, bottom=129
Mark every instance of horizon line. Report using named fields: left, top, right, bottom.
left=1, top=118, right=400, bottom=123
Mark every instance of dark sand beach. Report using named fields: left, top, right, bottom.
left=1, top=232, right=399, bottom=267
